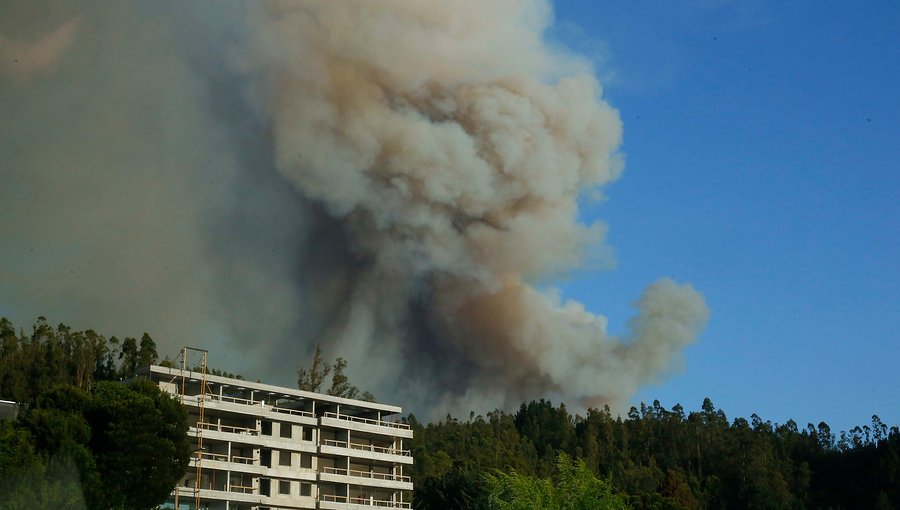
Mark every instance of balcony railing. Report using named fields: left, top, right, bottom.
left=321, top=439, right=411, bottom=457
left=173, top=484, right=256, bottom=495
left=194, top=451, right=255, bottom=465
left=186, top=393, right=316, bottom=419
left=198, top=451, right=228, bottom=462
left=320, top=466, right=411, bottom=483
left=195, top=421, right=259, bottom=436
left=205, top=393, right=259, bottom=406
left=323, top=411, right=410, bottom=430
left=319, top=494, right=411, bottom=508
left=271, top=405, right=315, bottom=418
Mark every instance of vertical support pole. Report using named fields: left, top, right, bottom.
left=175, top=346, right=186, bottom=510
left=195, top=350, right=207, bottom=510
left=226, top=441, right=232, bottom=493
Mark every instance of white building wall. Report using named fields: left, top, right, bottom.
left=144, top=365, right=412, bottom=510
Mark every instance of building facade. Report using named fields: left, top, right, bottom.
left=143, top=365, right=413, bottom=510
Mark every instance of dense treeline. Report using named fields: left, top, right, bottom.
left=0, top=318, right=190, bottom=510
left=409, top=399, right=900, bottom=509
left=0, top=317, right=159, bottom=405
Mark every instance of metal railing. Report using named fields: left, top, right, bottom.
left=175, top=484, right=256, bottom=495
left=195, top=421, right=259, bottom=436
left=320, top=466, right=411, bottom=483
left=204, top=393, right=259, bottom=406
left=193, top=451, right=255, bottom=465
left=271, top=405, right=316, bottom=418
left=197, top=451, right=228, bottom=462
left=195, top=393, right=316, bottom=418
left=320, top=438, right=411, bottom=457
left=319, top=494, right=411, bottom=508
left=229, top=484, right=255, bottom=494
left=323, top=411, right=410, bottom=430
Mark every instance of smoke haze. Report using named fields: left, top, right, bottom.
left=0, top=0, right=708, bottom=416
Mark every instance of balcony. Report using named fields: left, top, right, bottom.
left=322, top=412, right=410, bottom=430
left=321, top=412, right=413, bottom=439
left=195, top=421, right=258, bottom=435
left=190, top=421, right=260, bottom=445
left=318, top=494, right=411, bottom=509
left=319, top=439, right=413, bottom=465
left=187, top=451, right=261, bottom=476
left=320, top=466, right=410, bottom=483
left=172, top=485, right=260, bottom=504
left=183, top=394, right=317, bottom=424
left=194, top=451, right=255, bottom=465
left=318, top=466, right=413, bottom=491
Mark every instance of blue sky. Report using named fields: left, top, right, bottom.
left=551, top=0, right=900, bottom=433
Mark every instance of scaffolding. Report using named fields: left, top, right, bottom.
left=172, top=346, right=208, bottom=510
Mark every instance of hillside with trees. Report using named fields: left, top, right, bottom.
left=0, top=318, right=190, bottom=510
left=409, top=399, right=900, bottom=509
left=1, top=317, right=898, bottom=509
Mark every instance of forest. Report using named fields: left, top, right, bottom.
left=408, top=399, right=900, bottom=509
left=1, top=318, right=898, bottom=509
left=0, top=318, right=191, bottom=509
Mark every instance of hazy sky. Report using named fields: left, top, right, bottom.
left=551, top=0, right=899, bottom=433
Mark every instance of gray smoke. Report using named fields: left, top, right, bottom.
left=0, top=0, right=708, bottom=416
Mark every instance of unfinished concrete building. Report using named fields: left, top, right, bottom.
left=143, top=363, right=413, bottom=510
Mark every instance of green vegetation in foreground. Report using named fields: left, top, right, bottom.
left=484, top=453, right=629, bottom=509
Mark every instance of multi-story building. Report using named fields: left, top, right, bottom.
left=142, top=364, right=413, bottom=510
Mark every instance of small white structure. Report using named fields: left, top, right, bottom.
left=0, top=399, right=19, bottom=420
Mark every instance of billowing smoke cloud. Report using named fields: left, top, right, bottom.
left=0, top=0, right=708, bottom=416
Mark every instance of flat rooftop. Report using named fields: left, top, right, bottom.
left=142, top=364, right=403, bottom=416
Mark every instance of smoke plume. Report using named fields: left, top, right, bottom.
left=0, top=0, right=708, bottom=416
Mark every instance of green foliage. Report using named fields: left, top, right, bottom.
left=119, top=336, right=139, bottom=379
left=0, top=317, right=190, bottom=510
left=0, top=380, right=191, bottom=510
left=485, top=468, right=555, bottom=510
left=416, top=467, right=489, bottom=510
left=297, top=343, right=331, bottom=392
left=0, top=317, right=161, bottom=406
left=412, top=399, right=900, bottom=510
left=5, top=317, right=900, bottom=509
left=205, top=367, right=245, bottom=379
left=0, top=435, right=88, bottom=510
left=137, top=333, right=158, bottom=369
left=514, top=400, right=576, bottom=476
left=484, top=453, right=629, bottom=510
left=86, top=379, right=191, bottom=509
left=297, top=343, right=374, bottom=401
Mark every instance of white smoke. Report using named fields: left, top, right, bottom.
left=0, top=0, right=708, bottom=417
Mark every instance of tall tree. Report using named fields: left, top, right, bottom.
left=136, top=333, right=158, bottom=368
left=86, top=379, right=191, bottom=509
left=118, top=337, right=138, bottom=379
left=297, top=343, right=331, bottom=393
left=297, top=344, right=374, bottom=401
